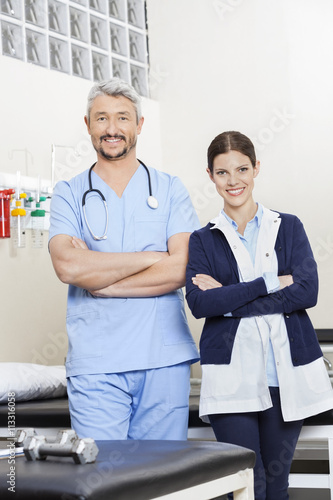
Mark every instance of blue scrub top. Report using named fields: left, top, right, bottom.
left=49, top=163, right=200, bottom=376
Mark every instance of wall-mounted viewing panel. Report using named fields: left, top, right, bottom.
left=0, top=0, right=149, bottom=96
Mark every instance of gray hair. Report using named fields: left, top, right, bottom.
left=86, top=78, right=142, bottom=124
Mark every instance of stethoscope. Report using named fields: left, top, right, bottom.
left=82, top=159, right=159, bottom=241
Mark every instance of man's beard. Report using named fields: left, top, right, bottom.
left=94, top=134, right=137, bottom=161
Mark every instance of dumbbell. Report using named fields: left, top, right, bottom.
left=0, top=429, right=34, bottom=445
left=23, top=430, right=98, bottom=464
left=16, top=428, right=74, bottom=447
left=0, top=428, right=37, bottom=446
left=15, top=428, right=37, bottom=447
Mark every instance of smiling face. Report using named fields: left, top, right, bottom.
left=85, top=94, right=144, bottom=162
left=207, top=150, right=260, bottom=215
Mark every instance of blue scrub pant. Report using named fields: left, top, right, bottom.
left=67, top=362, right=191, bottom=440
left=209, top=387, right=303, bottom=500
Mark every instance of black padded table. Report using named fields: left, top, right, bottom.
left=303, top=409, right=333, bottom=426
left=1, top=394, right=332, bottom=433
left=0, top=398, right=70, bottom=428
left=0, top=439, right=255, bottom=499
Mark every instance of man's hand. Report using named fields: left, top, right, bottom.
left=49, top=234, right=169, bottom=290
left=71, top=236, right=89, bottom=250
left=85, top=232, right=192, bottom=298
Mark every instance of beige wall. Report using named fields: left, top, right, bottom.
left=0, top=56, right=162, bottom=365
left=0, top=232, right=68, bottom=364
left=1, top=0, right=333, bottom=372
left=146, top=0, right=333, bottom=377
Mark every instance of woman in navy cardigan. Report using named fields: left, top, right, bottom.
left=186, top=131, right=333, bottom=500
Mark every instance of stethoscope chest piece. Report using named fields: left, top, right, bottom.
left=147, top=195, right=159, bottom=209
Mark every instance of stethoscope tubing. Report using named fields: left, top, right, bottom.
left=82, top=159, right=158, bottom=240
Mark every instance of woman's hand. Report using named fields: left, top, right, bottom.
left=192, top=274, right=222, bottom=291
left=278, top=274, right=293, bottom=289
left=192, top=273, right=293, bottom=292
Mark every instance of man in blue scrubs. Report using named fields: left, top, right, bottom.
left=49, top=78, right=200, bottom=440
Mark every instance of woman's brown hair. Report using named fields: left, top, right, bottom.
left=207, top=131, right=256, bottom=172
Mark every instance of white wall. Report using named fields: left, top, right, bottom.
left=0, top=55, right=162, bottom=364
left=146, top=0, right=333, bottom=358
left=1, top=0, right=333, bottom=369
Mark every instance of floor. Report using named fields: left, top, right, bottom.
left=212, top=489, right=329, bottom=499
left=289, top=490, right=329, bottom=500
left=210, top=458, right=331, bottom=499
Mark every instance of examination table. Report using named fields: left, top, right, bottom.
left=0, top=398, right=256, bottom=499
left=0, top=438, right=255, bottom=499
left=0, top=397, right=71, bottom=431
left=3, top=395, right=333, bottom=497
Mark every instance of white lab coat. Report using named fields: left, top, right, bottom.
left=200, top=207, right=333, bottom=422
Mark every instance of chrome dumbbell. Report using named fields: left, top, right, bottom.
left=15, top=428, right=37, bottom=446
left=23, top=429, right=98, bottom=464
left=16, top=428, right=74, bottom=447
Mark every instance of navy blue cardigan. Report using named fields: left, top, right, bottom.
left=185, top=212, right=322, bottom=367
